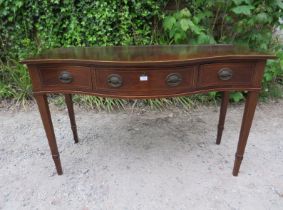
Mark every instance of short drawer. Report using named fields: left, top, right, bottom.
left=38, top=65, right=92, bottom=91
left=197, top=62, right=255, bottom=88
left=95, top=67, right=195, bottom=95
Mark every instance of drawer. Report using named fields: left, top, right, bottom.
left=95, top=67, right=195, bottom=94
left=38, top=65, right=92, bottom=91
left=197, top=63, right=255, bottom=88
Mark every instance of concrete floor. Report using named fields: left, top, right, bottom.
left=0, top=100, right=283, bottom=210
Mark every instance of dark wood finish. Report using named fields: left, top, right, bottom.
left=37, top=65, right=92, bottom=91
left=22, top=45, right=276, bottom=176
left=26, top=62, right=263, bottom=99
left=232, top=91, right=259, bottom=176
left=216, top=91, right=229, bottom=145
left=22, top=45, right=275, bottom=65
left=95, top=66, right=195, bottom=96
left=34, top=94, right=63, bottom=175
left=64, top=94, right=79, bottom=143
left=198, top=62, right=255, bottom=89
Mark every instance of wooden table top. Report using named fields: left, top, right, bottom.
left=22, top=44, right=275, bottom=65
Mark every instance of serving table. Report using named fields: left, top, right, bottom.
left=22, top=45, right=275, bottom=176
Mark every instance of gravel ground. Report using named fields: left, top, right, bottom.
left=0, top=100, right=283, bottom=210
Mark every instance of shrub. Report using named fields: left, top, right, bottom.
left=0, top=0, right=282, bottom=107
left=162, top=0, right=283, bottom=101
left=0, top=0, right=167, bottom=106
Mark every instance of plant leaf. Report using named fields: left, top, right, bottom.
left=180, top=19, right=190, bottom=31
left=163, top=16, right=176, bottom=31
left=264, top=72, right=273, bottom=81
left=180, top=8, right=191, bottom=18
left=277, top=0, right=283, bottom=9
left=230, top=92, right=244, bottom=102
left=231, top=5, right=254, bottom=15
left=232, top=0, right=251, bottom=5
left=255, top=12, right=269, bottom=23
left=174, top=31, right=186, bottom=43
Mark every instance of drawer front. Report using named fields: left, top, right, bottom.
left=198, top=63, right=255, bottom=88
left=38, top=66, right=92, bottom=91
left=95, top=67, right=195, bottom=95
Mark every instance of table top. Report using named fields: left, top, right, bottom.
left=22, top=44, right=275, bottom=65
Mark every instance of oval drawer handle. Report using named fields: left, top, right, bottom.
left=59, top=71, right=73, bottom=84
left=107, top=74, right=123, bottom=88
left=166, top=73, right=182, bottom=87
left=218, top=68, right=233, bottom=81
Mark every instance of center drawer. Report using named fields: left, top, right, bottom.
left=95, top=67, right=195, bottom=94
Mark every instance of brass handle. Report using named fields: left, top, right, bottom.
left=166, top=73, right=182, bottom=87
left=59, top=71, right=73, bottom=83
left=107, top=74, right=123, bottom=88
left=218, top=68, right=233, bottom=81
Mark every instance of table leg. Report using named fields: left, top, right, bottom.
left=35, top=94, right=63, bottom=175
left=216, top=91, right=229, bottom=145
left=232, top=91, right=259, bottom=176
left=64, top=94, right=79, bottom=143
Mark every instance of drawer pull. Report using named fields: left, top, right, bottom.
left=107, top=74, right=123, bottom=88
left=218, top=68, right=233, bottom=81
left=166, top=73, right=182, bottom=86
left=59, top=71, right=73, bottom=84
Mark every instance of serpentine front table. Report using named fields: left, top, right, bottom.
left=22, top=45, right=275, bottom=176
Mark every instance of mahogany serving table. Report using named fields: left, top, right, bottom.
left=22, top=45, right=275, bottom=176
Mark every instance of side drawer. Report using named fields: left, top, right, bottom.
left=197, top=62, right=255, bottom=88
left=38, top=65, right=93, bottom=91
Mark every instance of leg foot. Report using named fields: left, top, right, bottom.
left=232, top=154, right=243, bottom=176
left=52, top=154, right=63, bottom=175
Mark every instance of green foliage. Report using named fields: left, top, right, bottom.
left=52, top=95, right=127, bottom=111
left=162, top=0, right=283, bottom=102
left=229, top=92, right=245, bottom=102
left=0, top=0, right=166, bottom=61
left=261, top=49, right=283, bottom=99
left=0, top=0, right=282, bottom=108
left=231, top=5, right=254, bottom=16
left=0, top=60, right=32, bottom=106
left=0, top=0, right=167, bottom=108
left=163, top=0, right=282, bottom=48
left=163, top=7, right=215, bottom=44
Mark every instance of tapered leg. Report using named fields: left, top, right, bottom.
left=64, top=94, right=79, bottom=143
left=35, top=94, right=63, bottom=175
left=216, top=91, right=229, bottom=145
left=232, top=91, right=259, bottom=176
